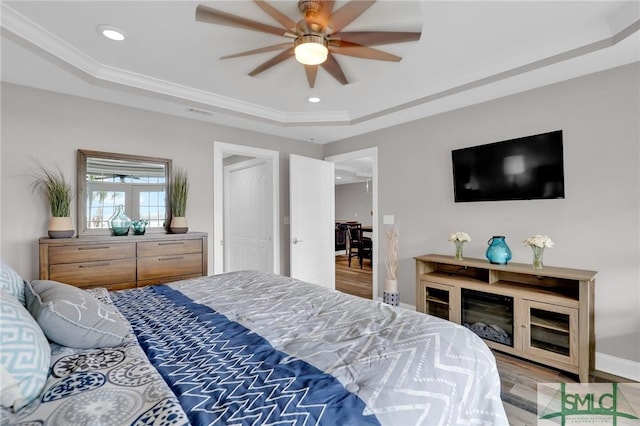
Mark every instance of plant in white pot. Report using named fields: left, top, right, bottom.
left=32, top=164, right=74, bottom=238
left=383, top=223, right=399, bottom=306
left=169, top=168, right=189, bottom=233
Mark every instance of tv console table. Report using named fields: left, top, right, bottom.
left=415, top=254, right=597, bottom=383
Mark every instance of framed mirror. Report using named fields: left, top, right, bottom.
left=77, top=150, right=172, bottom=236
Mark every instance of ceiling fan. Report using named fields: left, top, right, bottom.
left=195, top=0, right=422, bottom=88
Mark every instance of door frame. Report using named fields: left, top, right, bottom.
left=213, top=141, right=280, bottom=275
left=325, top=147, right=379, bottom=300
left=223, top=157, right=273, bottom=273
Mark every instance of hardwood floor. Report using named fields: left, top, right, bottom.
left=494, top=350, right=637, bottom=425
left=335, top=254, right=372, bottom=299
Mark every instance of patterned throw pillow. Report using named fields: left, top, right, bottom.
left=25, top=280, right=129, bottom=349
left=0, top=289, right=51, bottom=412
left=0, top=262, right=26, bottom=306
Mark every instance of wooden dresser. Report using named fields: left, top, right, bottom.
left=39, top=232, right=207, bottom=290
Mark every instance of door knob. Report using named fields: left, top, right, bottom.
left=292, top=237, right=303, bottom=244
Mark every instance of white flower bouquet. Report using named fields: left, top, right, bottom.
left=449, top=232, right=470, bottom=260
left=448, top=231, right=471, bottom=243
left=524, top=235, right=554, bottom=269
left=523, top=235, right=554, bottom=249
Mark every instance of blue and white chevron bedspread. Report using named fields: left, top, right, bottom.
left=116, top=271, right=508, bottom=425
left=111, top=284, right=379, bottom=426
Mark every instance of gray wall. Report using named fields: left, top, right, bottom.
left=0, top=83, right=322, bottom=279
left=1, top=62, right=638, bottom=368
left=324, top=63, right=640, bottom=365
left=335, top=182, right=373, bottom=226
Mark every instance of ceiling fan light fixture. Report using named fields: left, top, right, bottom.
left=294, top=34, right=328, bottom=66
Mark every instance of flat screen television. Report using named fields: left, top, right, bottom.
left=452, top=130, right=565, bottom=202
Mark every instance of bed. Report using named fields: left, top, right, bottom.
left=2, top=268, right=508, bottom=425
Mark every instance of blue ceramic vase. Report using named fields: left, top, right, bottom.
left=486, top=236, right=512, bottom=265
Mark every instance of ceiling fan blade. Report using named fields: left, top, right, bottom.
left=330, top=42, right=401, bottom=61
left=326, top=0, right=375, bottom=35
left=304, top=65, right=318, bottom=88
left=253, top=0, right=297, bottom=30
left=320, top=54, right=348, bottom=85
left=248, top=48, right=294, bottom=76
left=337, top=31, right=421, bottom=46
left=220, top=43, right=292, bottom=59
left=196, top=4, right=296, bottom=38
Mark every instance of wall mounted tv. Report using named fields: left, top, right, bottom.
left=452, top=130, right=565, bottom=202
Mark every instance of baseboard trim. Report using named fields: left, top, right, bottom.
left=596, top=352, right=640, bottom=382
left=400, top=302, right=416, bottom=311
left=374, top=297, right=415, bottom=311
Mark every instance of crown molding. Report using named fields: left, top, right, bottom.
left=0, top=3, right=351, bottom=126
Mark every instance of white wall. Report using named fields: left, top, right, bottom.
left=335, top=182, right=373, bottom=226
left=0, top=83, right=322, bottom=279
left=323, top=63, right=640, bottom=369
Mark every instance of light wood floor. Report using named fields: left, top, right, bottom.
left=335, top=254, right=372, bottom=299
left=494, top=350, right=636, bottom=425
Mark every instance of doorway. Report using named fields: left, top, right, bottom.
left=213, top=142, right=280, bottom=275
left=326, top=148, right=378, bottom=300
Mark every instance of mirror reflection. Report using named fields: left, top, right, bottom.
left=78, top=150, right=172, bottom=235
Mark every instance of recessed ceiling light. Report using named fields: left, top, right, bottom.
left=307, top=96, right=321, bottom=103
left=97, top=25, right=126, bottom=41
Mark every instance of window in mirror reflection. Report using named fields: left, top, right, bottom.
left=86, top=158, right=166, bottom=229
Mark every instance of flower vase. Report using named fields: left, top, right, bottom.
left=531, top=246, right=544, bottom=269
left=109, top=205, right=131, bottom=236
left=383, top=279, right=399, bottom=306
left=454, top=241, right=464, bottom=260
left=486, top=236, right=512, bottom=265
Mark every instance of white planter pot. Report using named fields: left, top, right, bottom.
left=48, top=217, right=74, bottom=238
left=384, top=279, right=398, bottom=293
left=169, top=216, right=189, bottom=234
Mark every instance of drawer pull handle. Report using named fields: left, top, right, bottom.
left=159, top=256, right=183, bottom=261
left=158, top=242, right=185, bottom=246
left=78, top=246, right=111, bottom=251
left=79, top=262, right=111, bottom=268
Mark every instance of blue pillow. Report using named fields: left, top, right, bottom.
left=0, top=262, right=26, bottom=306
left=0, top=289, right=51, bottom=412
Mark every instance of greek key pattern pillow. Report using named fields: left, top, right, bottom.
left=0, top=262, right=26, bottom=306
left=0, top=289, right=51, bottom=412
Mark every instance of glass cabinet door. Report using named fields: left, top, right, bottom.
left=522, top=300, right=578, bottom=367
left=424, top=282, right=460, bottom=323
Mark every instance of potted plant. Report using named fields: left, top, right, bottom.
left=169, top=167, right=189, bottom=233
left=32, top=164, right=74, bottom=238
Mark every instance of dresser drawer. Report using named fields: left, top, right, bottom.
left=49, top=242, right=135, bottom=264
left=137, top=253, right=203, bottom=281
left=137, top=239, right=202, bottom=257
left=49, top=259, right=137, bottom=288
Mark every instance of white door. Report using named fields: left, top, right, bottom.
left=289, top=154, right=335, bottom=289
left=224, top=158, right=273, bottom=272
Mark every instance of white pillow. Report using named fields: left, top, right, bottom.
left=0, top=262, right=26, bottom=306
left=0, top=289, right=51, bottom=412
